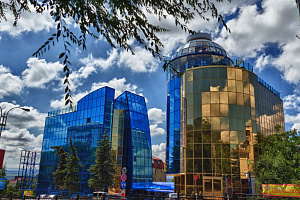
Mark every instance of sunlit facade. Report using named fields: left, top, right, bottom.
left=166, top=33, right=285, bottom=196
left=37, top=87, right=153, bottom=196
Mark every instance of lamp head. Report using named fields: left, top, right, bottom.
left=21, top=108, right=30, bottom=112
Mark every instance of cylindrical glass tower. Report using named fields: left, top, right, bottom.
left=166, top=33, right=284, bottom=196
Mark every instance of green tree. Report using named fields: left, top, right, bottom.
left=88, top=130, right=116, bottom=192
left=0, top=164, right=6, bottom=178
left=252, top=129, right=300, bottom=186
left=0, top=0, right=230, bottom=106
left=50, top=146, right=69, bottom=198
left=65, top=138, right=82, bottom=197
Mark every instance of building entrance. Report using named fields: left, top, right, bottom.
left=203, top=177, right=223, bottom=197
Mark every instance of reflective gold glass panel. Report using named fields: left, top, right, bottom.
left=227, top=68, right=236, bottom=79
left=229, top=92, right=237, bottom=104
left=202, top=104, right=210, bottom=116
left=211, top=92, right=220, bottom=103
left=228, top=80, right=236, bottom=92
left=211, top=117, right=220, bottom=130
left=237, top=93, right=244, bottom=106
left=236, top=81, right=243, bottom=93
left=211, top=104, right=220, bottom=116
left=202, top=92, right=210, bottom=104
left=236, top=69, right=242, bottom=81
left=186, top=70, right=193, bottom=82
left=220, top=104, right=229, bottom=116
left=221, top=131, right=230, bottom=143
left=220, top=92, right=228, bottom=104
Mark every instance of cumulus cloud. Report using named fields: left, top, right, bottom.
left=22, top=58, right=63, bottom=88
left=0, top=102, right=46, bottom=130
left=80, top=47, right=159, bottom=73
left=118, top=46, right=159, bottom=72
left=0, top=65, right=22, bottom=99
left=255, top=54, right=271, bottom=71
left=150, top=124, right=166, bottom=137
left=79, top=49, right=118, bottom=71
left=148, top=108, right=166, bottom=124
left=91, top=77, right=138, bottom=97
left=152, top=143, right=166, bottom=161
left=216, top=0, right=298, bottom=57
left=50, top=77, right=142, bottom=109
left=0, top=4, right=55, bottom=36
left=283, top=94, right=300, bottom=112
left=0, top=128, right=43, bottom=168
left=285, top=114, right=300, bottom=130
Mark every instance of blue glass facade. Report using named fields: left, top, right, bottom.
left=114, top=92, right=153, bottom=191
left=37, top=87, right=153, bottom=196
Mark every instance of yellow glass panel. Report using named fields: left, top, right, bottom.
left=236, top=81, right=243, bottom=93
left=227, top=68, right=236, bottom=79
left=250, top=96, right=255, bottom=108
left=244, top=82, right=250, bottom=94
left=250, top=83, right=255, bottom=96
left=211, top=104, right=220, bottom=116
left=211, top=117, right=220, bottom=130
left=202, top=92, right=210, bottom=104
left=228, top=80, right=236, bottom=92
left=230, top=131, right=239, bottom=144
left=220, top=104, right=229, bottom=116
left=228, top=92, right=237, bottom=104
left=211, top=92, right=220, bottom=103
left=242, top=70, right=249, bottom=82
left=236, top=69, right=242, bottom=80
left=221, top=131, right=230, bottom=143
left=202, top=104, right=211, bottom=116
left=221, top=117, right=229, bottom=129
left=220, top=92, right=228, bottom=104
left=237, top=93, right=244, bottom=105
left=186, top=70, right=193, bottom=82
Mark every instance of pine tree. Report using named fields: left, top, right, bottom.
left=88, top=130, right=116, bottom=192
left=0, top=163, right=7, bottom=178
left=65, top=138, right=82, bottom=197
left=50, top=146, right=69, bottom=198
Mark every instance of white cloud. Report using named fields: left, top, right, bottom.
left=272, top=38, right=300, bottom=84
left=50, top=91, right=88, bottom=109
left=216, top=0, right=299, bottom=58
left=152, top=143, right=166, bottom=162
left=283, top=94, right=300, bottom=112
left=50, top=77, right=142, bottom=109
left=0, top=65, right=22, bottom=99
left=79, top=49, right=118, bottom=71
left=92, top=77, right=138, bottom=97
left=0, top=102, right=47, bottom=129
left=255, top=54, right=271, bottom=71
left=22, top=58, right=63, bottom=88
left=0, top=4, right=55, bottom=36
left=285, top=114, right=300, bottom=130
left=0, top=128, right=43, bottom=168
left=150, top=124, right=166, bottom=137
left=148, top=108, right=166, bottom=124
left=118, top=46, right=159, bottom=72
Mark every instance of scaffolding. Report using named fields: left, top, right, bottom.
left=17, top=150, right=40, bottom=194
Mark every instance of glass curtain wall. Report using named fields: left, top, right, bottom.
left=114, top=92, right=153, bottom=192
left=174, top=66, right=284, bottom=195
left=37, top=87, right=115, bottom=196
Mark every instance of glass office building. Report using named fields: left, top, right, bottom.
left=166, top=33, right=285, bottom=196
left=37, top=87, right=153, bottom=196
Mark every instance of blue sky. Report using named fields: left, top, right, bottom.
left=0, top=0, right=299, bottom=168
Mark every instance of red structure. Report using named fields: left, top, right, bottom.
left=0, top=150, right=5, bottom=169
left=152, top=156, right=164, bottom=169
left=152, top=156, right=166, bottom=182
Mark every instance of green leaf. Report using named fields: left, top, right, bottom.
left=59, top=52, right=65, bottom=59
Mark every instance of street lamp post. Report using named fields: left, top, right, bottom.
left=0, top=106, right=30, bottom=137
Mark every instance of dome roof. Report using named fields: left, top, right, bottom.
left=171, top=37, right=230, bottom=60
